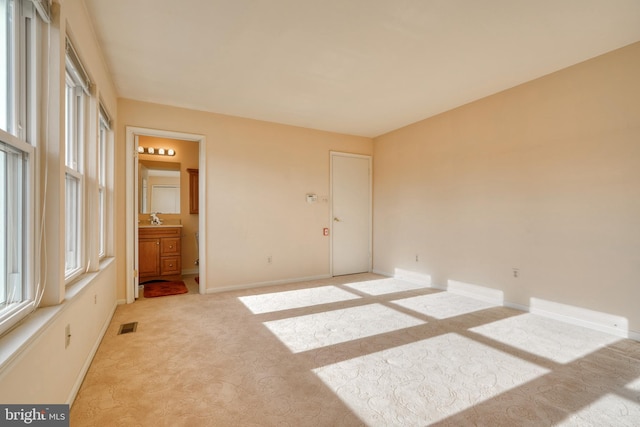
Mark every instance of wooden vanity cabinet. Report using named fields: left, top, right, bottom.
left=139, top=227, right=182, bottom=282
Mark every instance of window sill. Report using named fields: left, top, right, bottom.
left=65, top=257, right=114, bottom=300
left=0, top=257, right=115, bottom=373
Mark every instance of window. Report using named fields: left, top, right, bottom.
left=0, top=0, right=14, bottom=133
left=0, top=0, right=43, bottom=336
left=64, top=71, right=84, bottom=278
left=97, top=106, right=110, bottom=258
left=64, top=38, right=90, bottom=280
left=0, top=141, right=29, bottom=324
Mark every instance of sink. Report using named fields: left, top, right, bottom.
left=138, top=219, right=182, bottom=228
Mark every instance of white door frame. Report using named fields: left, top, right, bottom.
left=125, top=126, right=207, bottom=303
left=329, top=151, right=372, bottom=276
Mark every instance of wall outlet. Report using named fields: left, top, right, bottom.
left=512, top=268, right=520, bottom=278
left=415, top=254, right=419, bottom=262
left=94, top=294, right=97, bottom=305
left=267, top=255, right=272, bottom=264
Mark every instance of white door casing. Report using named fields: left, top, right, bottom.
left=125, top=126, right=207, bottom=303
left=331, top=152, right=372, bottom=276
left=133, top=135, right=139, bottom=299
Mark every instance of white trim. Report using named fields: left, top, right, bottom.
left=205, top=274, right=332, bottom=295
left=503, top=301, right=530, bottom=312
left=125, top=126, right=206, bottom=303
left=329, top=151, right=372, bottom=277
left=371, top=269, right=393, bottom=277
left=446, top=280, right=505, bottom=305
left=182, top=268, right=199, bottom=276
left=530, top=297, right=630, bottom=339
left=392, top=268, right=432, bottom=287
left=30, top=0, right=51, bottom=23
left=373, top=270, right=640, bottom=342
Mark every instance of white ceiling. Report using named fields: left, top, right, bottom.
left=83, top=0, right=640, bottom=137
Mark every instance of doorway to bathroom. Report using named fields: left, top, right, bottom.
left=125, top=126, right=207, bottom=303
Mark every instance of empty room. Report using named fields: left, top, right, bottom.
left=0, top=0, right=639, bottom=426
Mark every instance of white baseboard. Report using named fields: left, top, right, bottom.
left=182, top=268, right=199, bottom=275
left=503, top=301, right=529, bottom=312
left=503, top=298, right=637, bottom=341
left=372, top=269, right=393, bottom=278
left=67, top=300, right=118, bottom=405
left=392, top=268, right=432, bottom=287
left=428, top=282, right=447, bottom=291
left=387, top=273, right=639, bottom=342
left=446, top=280, right=504, bottom=305
left=529, top=297, right=630, bottom=339
left=202, top=269, right=640, bottom=342
left=205, top=274, right=332, bottom=294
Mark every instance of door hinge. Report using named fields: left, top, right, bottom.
left=133, top=269, right=138, bottom=278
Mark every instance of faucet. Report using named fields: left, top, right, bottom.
left=150, top=212, right=163, bottom=225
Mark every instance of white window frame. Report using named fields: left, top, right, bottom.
left=97, top=106, right=110, bottom=259
left=0, top=0, right=40, bottom=336
left=64, top=69, right=85, bottom=281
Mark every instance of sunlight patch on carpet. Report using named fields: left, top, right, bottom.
left=470, top=313, right=621, bottom=364
left=264, top=303, right=424, bottom=353
left=629, top=377, right=640, bottom=392
left=342, top=277, right=426, bottom=296
left=239, top=286, right=360, bottom=314
left=313, top=333, right=549, bottom=426
left=392, top=291, right=498, bottom=319
left=557, top=394, right=640, bottom=426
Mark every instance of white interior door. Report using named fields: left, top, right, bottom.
left=331, top=152, right=372, bottom=276
left=133, top=135, right=140, bottom=299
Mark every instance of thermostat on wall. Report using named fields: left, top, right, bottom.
left=306, top=194, right=318, bottom=203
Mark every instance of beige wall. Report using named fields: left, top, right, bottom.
left=116, top=99, right=372, bottom=299
left=373, top=42, right=640, bottom=332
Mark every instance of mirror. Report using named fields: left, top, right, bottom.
left=139, top=160, right=181, bottom=214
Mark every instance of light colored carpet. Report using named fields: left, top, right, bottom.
left=70, top=273, right=640, bottom=426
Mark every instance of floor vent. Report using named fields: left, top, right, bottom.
left=118, top=322, right=138, bottom=335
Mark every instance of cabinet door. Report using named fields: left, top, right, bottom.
left=161, top=237, right=181, bottom=256
left=161, top=256, right=181, bottom=276
left=139, top=238, right=160, bottom=277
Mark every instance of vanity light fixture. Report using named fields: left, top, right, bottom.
left=137, top=146, right=176, bottom=156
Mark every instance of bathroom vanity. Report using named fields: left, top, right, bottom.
left=139, top=226, right=182, bottom=282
